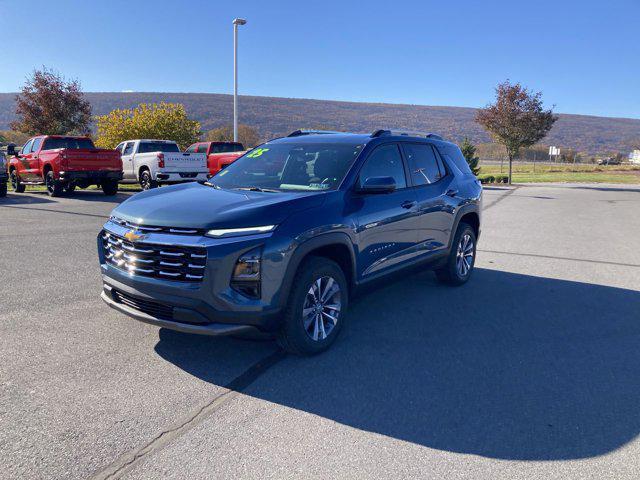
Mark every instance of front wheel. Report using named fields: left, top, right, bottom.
left=64, top=184, right=76, bottom=194
left=101, top=179, right=119, bottom=196
left=10, top=171, right=25, bottom=193
left=435, top=222, right=477, bottom=286
left=277, top=256, right=348, bottom=355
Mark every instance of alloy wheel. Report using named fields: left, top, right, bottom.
left=302, top=276, right=341, bottom=341
left=456, top=233, right=474, bottom=277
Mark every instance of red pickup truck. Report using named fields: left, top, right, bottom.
left=8, top=136, right=123, bottom=197
left=185, top=141, right=246, bottom=176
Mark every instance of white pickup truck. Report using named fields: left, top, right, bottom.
left=116, top=139, right=208, bottom=190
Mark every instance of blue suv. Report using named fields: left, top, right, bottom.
left=98, top=130, right=482, bottom=354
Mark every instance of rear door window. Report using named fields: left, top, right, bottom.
left=402, top=143, right=443, bottom=185
left=359, top=144, right=407, bottom=189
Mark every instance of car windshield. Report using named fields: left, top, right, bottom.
left=138, top=142, right=180, bottom=153
left=42, top=137, right=96, bottom=150
left=211, top=142, right=364, bottom=191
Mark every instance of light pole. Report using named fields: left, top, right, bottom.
left=233, top=18, right=247, bottom=143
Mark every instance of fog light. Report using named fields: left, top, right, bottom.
left=231, top=247, right=262, bottom=298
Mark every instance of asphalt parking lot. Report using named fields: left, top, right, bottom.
left=1, top=183, right=639, bottom=479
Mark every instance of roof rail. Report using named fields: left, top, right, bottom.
left=371, top=129, right=443, bottom=141
left=287, top=129, right=343, bottom=137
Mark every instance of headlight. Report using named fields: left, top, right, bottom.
left=231, top=247, right=262, bottom=298
left=205, top=225, right=276, bottom=238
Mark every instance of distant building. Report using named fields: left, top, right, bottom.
left=629, top=150, right=640, bottom=164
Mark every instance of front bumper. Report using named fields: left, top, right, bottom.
left=155, top=172, right=209, bottom=183
left=101, top=287, right=258, bottom=336
left=98, top=220, right=287, bottom=335
left=60, top=170, right=123, bottom=181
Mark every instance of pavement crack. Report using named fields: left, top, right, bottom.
left=482, top=185, right=520, bottom=211
left=91, top=349, right=286, bottom=480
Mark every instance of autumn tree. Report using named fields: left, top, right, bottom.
left=476, top=81, right=557, bottom=184
left=205, top=124, right=260, bottom=148
left=11, top=68, right=92, bottom=135
left=459, top=138, right=480, bottom=175
left=0, top=130, right=30, bottom=146
left=95, top=103, right=201, bottom=150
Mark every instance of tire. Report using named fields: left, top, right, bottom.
left=64, top=184, right=76, bottom=194
left=10, top=170, right=25, bottom=193
left=277, top=256, right=348, bottom=355
left=102, top=179, right=119, bottom=196
left=0, top=181, right=7, bottom=197
left=45, top=171, right=63, bottom=197
left=435, top=222, right=477, bottom=286
left=139, top=170, right=157, bottom=190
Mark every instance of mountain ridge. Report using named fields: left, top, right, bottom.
left=1, top=92, right=638, bottom=154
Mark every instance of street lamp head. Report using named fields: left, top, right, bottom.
left=233, top=18, right=247, bottom=26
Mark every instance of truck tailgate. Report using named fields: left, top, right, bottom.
left=163, top=153, right=207, bottom=171
left=63, top=149, right=121, bottom=171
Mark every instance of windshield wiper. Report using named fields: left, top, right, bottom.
left=203, top=182, right=222, bottom=189
left=234, top=186, right=280, bottom=193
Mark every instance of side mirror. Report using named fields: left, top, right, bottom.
left=357, top=176, right=397, bottom=194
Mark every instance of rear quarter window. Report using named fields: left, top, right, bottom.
left=440, top=145, right=473, bottom=175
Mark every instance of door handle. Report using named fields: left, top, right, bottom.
left=446, top=189, right=459, bottom=197
left=401, top=200, right=417, bottom=209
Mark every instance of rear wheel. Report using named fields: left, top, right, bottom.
left=10, top=170, right=25, bottom=193
left=139, top=170, right=157, bottom=190
left=45, top=171, right=63, bottom=197
left=435, top=222, right=477, bottom=286
left=102, top=179, right=118, bottom=196
left=63, top=184, right=76, bottom=194
left=277, top=257, right=348, bottom=355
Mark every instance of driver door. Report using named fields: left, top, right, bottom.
left=120, top=142, right=136, bottom=179
left=353, top=143, right=420, bottom=278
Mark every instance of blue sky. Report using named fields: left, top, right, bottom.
left=2, top=0, right=638, bottom=118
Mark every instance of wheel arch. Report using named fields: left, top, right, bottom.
left=448, top=205, right=481, bottom=250
left=279, top=233, right=357, bottom=307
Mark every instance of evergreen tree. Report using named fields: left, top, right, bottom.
left=460, top=137, right=481, bottom=176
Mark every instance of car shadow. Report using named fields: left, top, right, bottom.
left=0, top=193, right=56, bottom=204
left=154, top=267, right=640, bottom=461
left=11, top=189, right=135, bottom=203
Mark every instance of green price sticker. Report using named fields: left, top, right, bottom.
left=246, top=148, right=269, bottom=158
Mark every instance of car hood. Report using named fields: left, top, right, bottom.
left=112, top=182, right=327, bottom=230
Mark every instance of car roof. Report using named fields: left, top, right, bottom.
left=267, top=133, right=373, bottom=145
left=266, top=132, right=458, bottom=149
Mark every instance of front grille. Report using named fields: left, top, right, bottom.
left=110, top=217, right=204, bottom=235
left=112, top=289, right=174, bottom=320
left=102, top=230, right=207, bottom=282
